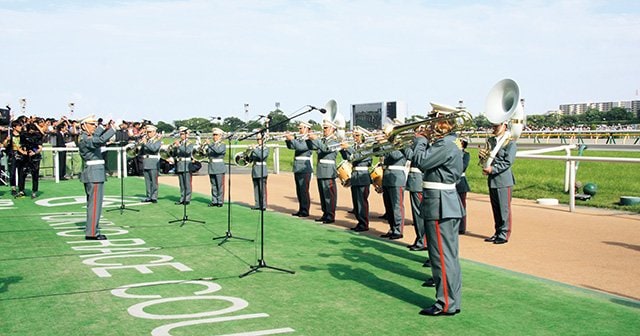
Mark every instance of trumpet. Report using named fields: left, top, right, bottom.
left=348, top=104, right=474, bottom=162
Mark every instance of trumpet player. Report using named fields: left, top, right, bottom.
left=413, top=112, right=464, bottom=316
left=140, top=125, right=162, bottom=203
left=205, top=128, right=226, bottom=207
left=78, top=115, right=116, bottom=240
left=249, top=133, right=269, bottom=210
left=306, top=119, right=339, bottom=224
left=339, top=127, right=371, bottom=232
left=379, top=138, right=407, bottom=240
left=171, top=127, right=195, bottom=205
left=285, top=121, right=313, bottom=217
left=405, top=125, right=429, bottom=251
left=482, top=122, right=516, bottom=245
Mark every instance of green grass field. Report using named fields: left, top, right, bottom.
left=1, top=178, right=639, bottom=335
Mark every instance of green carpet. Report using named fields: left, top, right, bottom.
left=1, top=177, right=638, bottom=335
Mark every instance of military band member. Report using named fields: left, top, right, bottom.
left=285, top=121, right=313, bottom=217
left=413, top=114, right=464, bottom=316
left=206, top=128, right=226, bottom=207
left=456, top=137, right=471, bottom=234
left=340, top=127, right=372, bottom=232
left=379, top=147, right=407, bottom=240
left=406, top=125, right=429, bottom=250
left=307, top=120, right=339, bottom=224
left=171, top=127, right=195, bottom=205
left=140, top=125, right=162, bottom=203
left=250, top=134, right=269, bottom=210
left=482, top=122, right=516, bottom=244
left=78, top=115, right=116, bottom=240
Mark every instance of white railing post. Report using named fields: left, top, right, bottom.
left=53, top=149, right=60, bottom=183
left=569, top=160, right=576, bottom=212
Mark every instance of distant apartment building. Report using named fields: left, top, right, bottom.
left=559, top=100, right=640, bottom=117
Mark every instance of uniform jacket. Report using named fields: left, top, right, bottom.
left=286, top=138, right=313, bottom=174
left=487, top=137, right=516, bottom=188
left=250, top=146, right=269, bottom=178
left=206, top=141, right=226, bottom=175
left=79, top=126, right=116, bottom=183
left=141, top=138, right=162, bottom=170
left=307, top=136, right=338, bottom=179
left=171, top=140, right=195, bottom=173
left=382, top=149, right=407, bottom=187
left=340, top=145, right=372, bottom=186
left=414, top=134, right=465, bottom=220
left=405, top=135, right=428, bottom=192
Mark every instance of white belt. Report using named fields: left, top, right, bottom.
left=144, top=155, right=160, bottom=159
left=319, top=159, right=335, bottom=164
left=177, top=157, right=192, bottom=162
left=209, top=158, right=224, bottom=163
left=387, top=165, right=405, bottom=170
left=461, top=173, right=466, bottom=177
left=86, top=160, right=105, bottom=166
left=254, top=162, right=266, bottom=165
left=422, top=181, right=456, bottom=190
left=295, top=156, right=312, bottom=161
left=410, top=167, right=422, bottom=173
left=354, top=167, right=369, bottom=171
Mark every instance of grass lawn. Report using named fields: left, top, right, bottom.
left=1, top=178, right=638, bottom=335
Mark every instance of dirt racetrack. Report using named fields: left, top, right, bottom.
left=159, top=171, right=640, bottom=301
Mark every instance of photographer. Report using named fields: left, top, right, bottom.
left=20, top=122, right=44, bottom=198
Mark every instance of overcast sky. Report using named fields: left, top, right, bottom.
left=1, top=0, right=639, bottom=125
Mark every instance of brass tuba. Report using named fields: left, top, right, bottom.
left=323, top=99, right=347, bottom=141
left=234, top=146, right=254, bottom=166
left=479, top=79, right=526, bottom=168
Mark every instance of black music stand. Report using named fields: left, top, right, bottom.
left=213, top=134, right=254, bottom=245
left=238, top=106, right=321, bottom=278
left=107, top=146, right=139, bottom=215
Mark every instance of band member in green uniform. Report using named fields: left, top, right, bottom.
left=171, top=127, right=195, bottom=205
left=340, top=127, right=372, bottom=231
left=482, top=122, right=516, bottom=244
left=379, top=146, right=407, bottom=240
left=414, top=114, right=464, bottom=316
left=456, top=137, right=471, bottom=234
left=140, top=125, right=162, bottom=203
left=249, top=134, right=269, bottom=210
left=405, top=125, right=429, bottom=250
left=206, top=128, right=226, bottom=207
left=307, top=120, right=339, bottom=224
left=78, top=115, right=116, bottom=240
left=285, top=121, right=313, bottom=217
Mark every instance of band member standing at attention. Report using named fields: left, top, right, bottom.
left=206, top=128, right=226, bottom=207
left=406, top=125, right=429, bottom=251
left=171, top=127, right=195, bottom=205
left=482, top=122, right=516, bottom=244
left=250, top=134, right=269, bottom=210
left=140, top=125, right=162, bottom=203
left=340, top=127, right=372, bottom=232
left=285, top=121, right=313, bottom=217
left=307, top=120, right=339, bottom=224
left=379, top=145, right=407, bottom=240
left=413, top=114, right=464, bottom=316
left=456, top=137, right=471, bottom=234
left=78, top=116, right=116, bottom=240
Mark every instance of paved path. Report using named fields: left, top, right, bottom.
left=159, top=172, right=640, bottom=301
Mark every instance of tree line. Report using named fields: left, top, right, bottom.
left=153, top=107, right=638, bottom=134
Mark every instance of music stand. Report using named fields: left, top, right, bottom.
left=213, top=133, right=253, bottom=245
left=107, top=146, right=139, bottom=215
left=238, top=106, right=321, bottom=278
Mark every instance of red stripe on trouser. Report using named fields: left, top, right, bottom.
left=264, top=179, right=268, bottom=206
left=435, top=220, right=449, bottom=311
left=417, top=192, right=426, bottom=246
left=507, top=187, right=512, bottom=240
left=329, top=179, right=336, bottom=218
left=399, top=187, right=404, bottom=231
left=91, top=183, right=98, bottom=236
left=222, top=175, right=226, bottom=199
left=364, top=186, right=370, bottom=227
